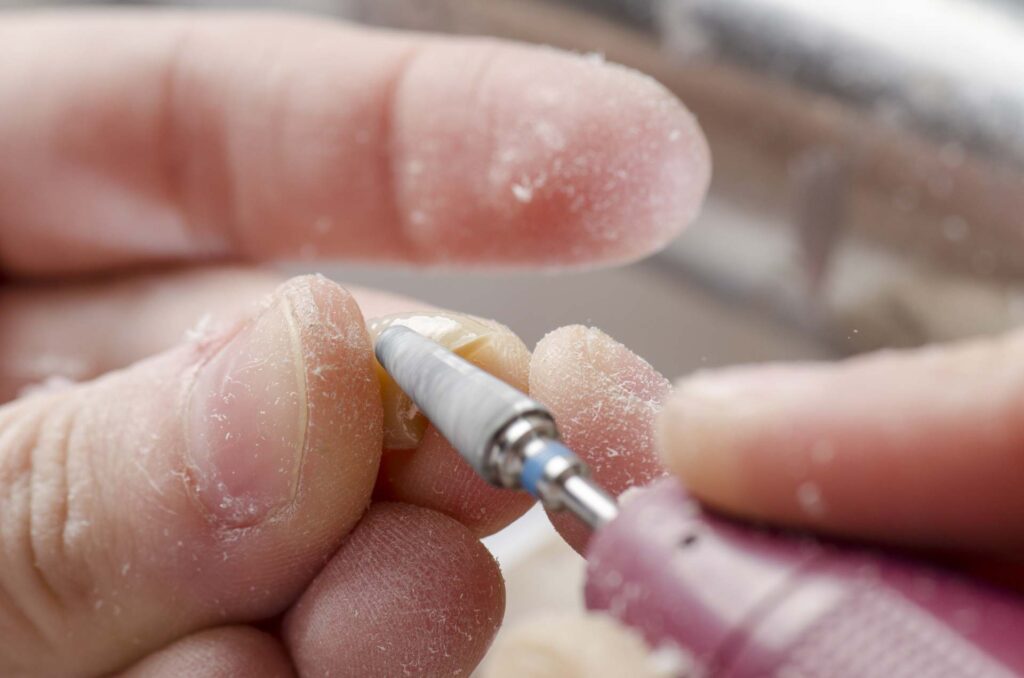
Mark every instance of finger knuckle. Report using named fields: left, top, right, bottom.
left=0, top=392, right=89, bottom=662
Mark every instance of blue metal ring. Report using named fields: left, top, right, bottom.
left=520, top=441, right=573, bottom=496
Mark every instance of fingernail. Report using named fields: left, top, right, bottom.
left=185, top=287, right=307, bottom=526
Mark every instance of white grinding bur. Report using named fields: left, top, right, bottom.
left=374, top=325, right=618, bottom=529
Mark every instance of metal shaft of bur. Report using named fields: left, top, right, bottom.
left=374, top=325, right=619, bottom=528
left=559, top=475, right=619, bottom=529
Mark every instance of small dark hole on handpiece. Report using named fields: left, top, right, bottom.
left=679, top=534, right=699, bottom=547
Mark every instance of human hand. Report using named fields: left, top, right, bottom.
left=660, top=336, right=1024, bottom=590
left=0, top=9, right=710, bottom=676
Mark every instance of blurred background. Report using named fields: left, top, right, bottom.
left=5, top=0, right=1024, bottom=666
left=5, top=0, right=1024, bottom=378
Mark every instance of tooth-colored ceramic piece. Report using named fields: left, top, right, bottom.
left=367, top=312, right=531, bottom=449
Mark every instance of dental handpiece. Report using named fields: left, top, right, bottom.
left=375, top=327, right=1024, bottom=676
left=373, top=325, right=618, bottom=528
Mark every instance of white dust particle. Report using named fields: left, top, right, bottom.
left=797, top=482, right=827, bottom=518
left=582, top=51, right=606, bottom=65
left=185, top=313, right=215, bottom=342
left=62, top=517, right=91, bottom=541
left=668, top=129, right=682, bottom=142
left=511, top=182, right=534, bottom=203
left=511, top=173, right=547, bottom=204
left=532, top=120, right=566, bottom=150
left=410, top=209, right=429, bottom=225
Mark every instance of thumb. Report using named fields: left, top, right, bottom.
left=0, top=275, right=382, bottom=676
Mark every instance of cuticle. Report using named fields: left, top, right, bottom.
left=277, top=291, right=310, bottom=513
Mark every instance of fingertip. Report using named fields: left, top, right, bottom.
left=656, top=370, right=760, bottom=516
left=395, top=43, right=710, bottom=266
left=279, top=274, right=383, bottom=533
left=283, top=503, right=505, bottom=677
left=540, top=56, right=711, bottom=263
left=531, top=325, right=670, bottom=484
left=530, top=325, right=670, bottom=551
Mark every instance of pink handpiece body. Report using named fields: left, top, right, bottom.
left=585, top=478, right=1024, bottom=677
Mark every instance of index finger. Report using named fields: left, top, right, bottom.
left=0, top=10, right=709, bottom=276
left=658, top=334, right=1024, bottom=554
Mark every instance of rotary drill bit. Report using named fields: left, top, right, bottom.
left=374, top=325, right=618, bottom=529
